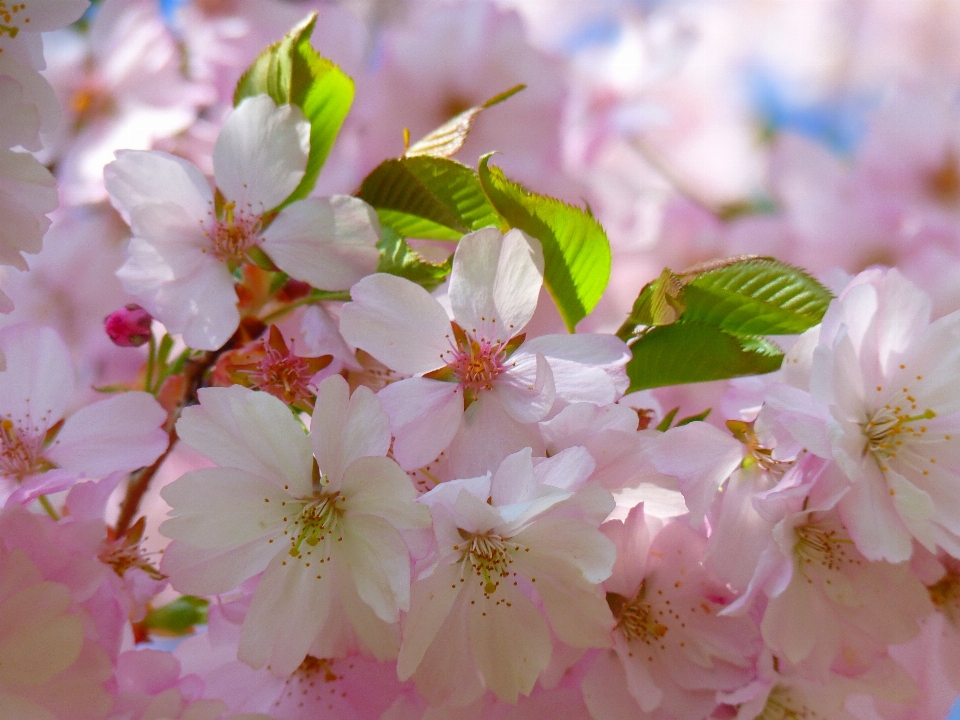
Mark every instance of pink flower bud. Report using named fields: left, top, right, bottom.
left=104, top=304, right=153, bottom=347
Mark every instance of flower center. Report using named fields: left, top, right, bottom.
left=450, top=339, right=506, bottom=392
left=863, top=403, right=936, bottom=462
left=457, top=530, right=513, bottom=596
left=204, top=201, right=261, bottom=263
left=793, top=517, right=859, bottom=575
left=249, top=346, right=321, bottom=408
left=607, top=582, right=668, bottom=645
left=0, top=2, right=30, bottom=39
left=0, top=419, right=47, bottom=480
left=288, top=493, right=343, bottom=559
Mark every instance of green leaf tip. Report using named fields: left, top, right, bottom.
left=234, top=12, right=355, bottom=209
left=477, top=154, right=612, bottom=332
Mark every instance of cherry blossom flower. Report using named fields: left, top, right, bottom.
left=767, top=268, right=960, bottom=562
left=160, top=376, right=430, bottom=676
left=726, top=458, right=932, bottom=681
left=104, top=93, right=381, bottom=350
left=340, top=226, right=629, bottom=476
left=396, top=447, right=616, bottom=706
left=583, top=506, right=761, bottom=720
left=0, top=323, right=168, bottom=505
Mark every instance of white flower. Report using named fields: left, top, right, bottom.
left=104, top=94, right=381, bottom=350
left=160, top=377, right=429, bottom=676
left=396, top=447, right=616, bottom=706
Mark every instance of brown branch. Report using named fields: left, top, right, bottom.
left=114, top=351, right=216, bottom=537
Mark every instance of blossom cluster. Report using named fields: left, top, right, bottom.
left=2, top=1, right=960, bottom=719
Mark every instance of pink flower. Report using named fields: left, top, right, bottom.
left=397, top=447, right=616, bottom=706
left=340, top=226, right=629, bottom=476
left=583, top=506, right=761, bottom=720
left=0, top=323, right=168, bottom=506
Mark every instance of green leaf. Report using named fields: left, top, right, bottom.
left=616, top=268, right=686, bottom=341
left=677, top=408, right=712, bottom=427
left=358, top=156, right=500, bottom=239
left=680, top=257, right=832, bottom=336
left=477, top=155, right=611, bottom=331
left=406, top=84, right=525, bottom=159
left=234, top=13, right=354, bottom=207
left=655, top=407, right=679, bottom=432
left=143, top=596, right=209, bottom=636
left=626, top=322, right=783, bottom=392
left=376, top=227, right=453, bottom=291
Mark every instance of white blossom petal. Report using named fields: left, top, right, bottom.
left=466, top=580, right=551, bottom=703
left=176, top=385, right=313, bottom=494
left=238, top=555, right=333, bottom=675
left=0, top=324, right=72, bottom=431
left=449, top=227, right=543, bottom=344
left=311, top=375, right=390, bottom=487
left=340, top=273, right=451, bottom=375
left=397, top=562, right=463, bottom=681
left=160, top=467, right=290, bottom=549
left=104, top=150, right=212, bottom=225
left=213, top=95, right=310, bottom=212
left=340, top=514, right=411, bottom=622
left=261, top=196, right=380, bottom=291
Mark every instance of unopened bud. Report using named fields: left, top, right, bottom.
left=104, top=304, right=153, bottom=347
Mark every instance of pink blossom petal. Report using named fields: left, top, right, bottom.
left=583, top=649, right=646, bottom=720
left=176, top=385, right=313, bottom=495
left=447, top=392, right=545, bottom=478
left=213, top=95, right=310, bottom=212
left=377, top=378, right=462, bottom=471
left=340, top=273, right=451, bottom=375
left=519, top=334, right=631, bottom=405
left=261, top=196, right=380, bottom=291
left=47, top=391, right=167, bottom=476
left=836, top=461, right=914, bottom=562
left=449, top=227, right=543, bottom=344
left=494, top=351, right=555, bottom=423
left=649, top=422, right=744, bottom=527
left=311, top=375, right=390, bottom=487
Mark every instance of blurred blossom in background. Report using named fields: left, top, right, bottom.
left=5, top=0, right=960, bottom=717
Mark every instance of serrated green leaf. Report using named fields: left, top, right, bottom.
left=626, top=322, right=783, bottom=392
left=406, top=84, right=525, bottom=159
left=358, top=157, right=500, bottom=239
left=680, top=257, right=832, bottom=336
left=143, top=596, right=209, bottom=636
left=234, top=13, right=354, bottom=207
left=477, top=155, right=611, bottom=331
left=376, top=227, right=453, bottom=291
